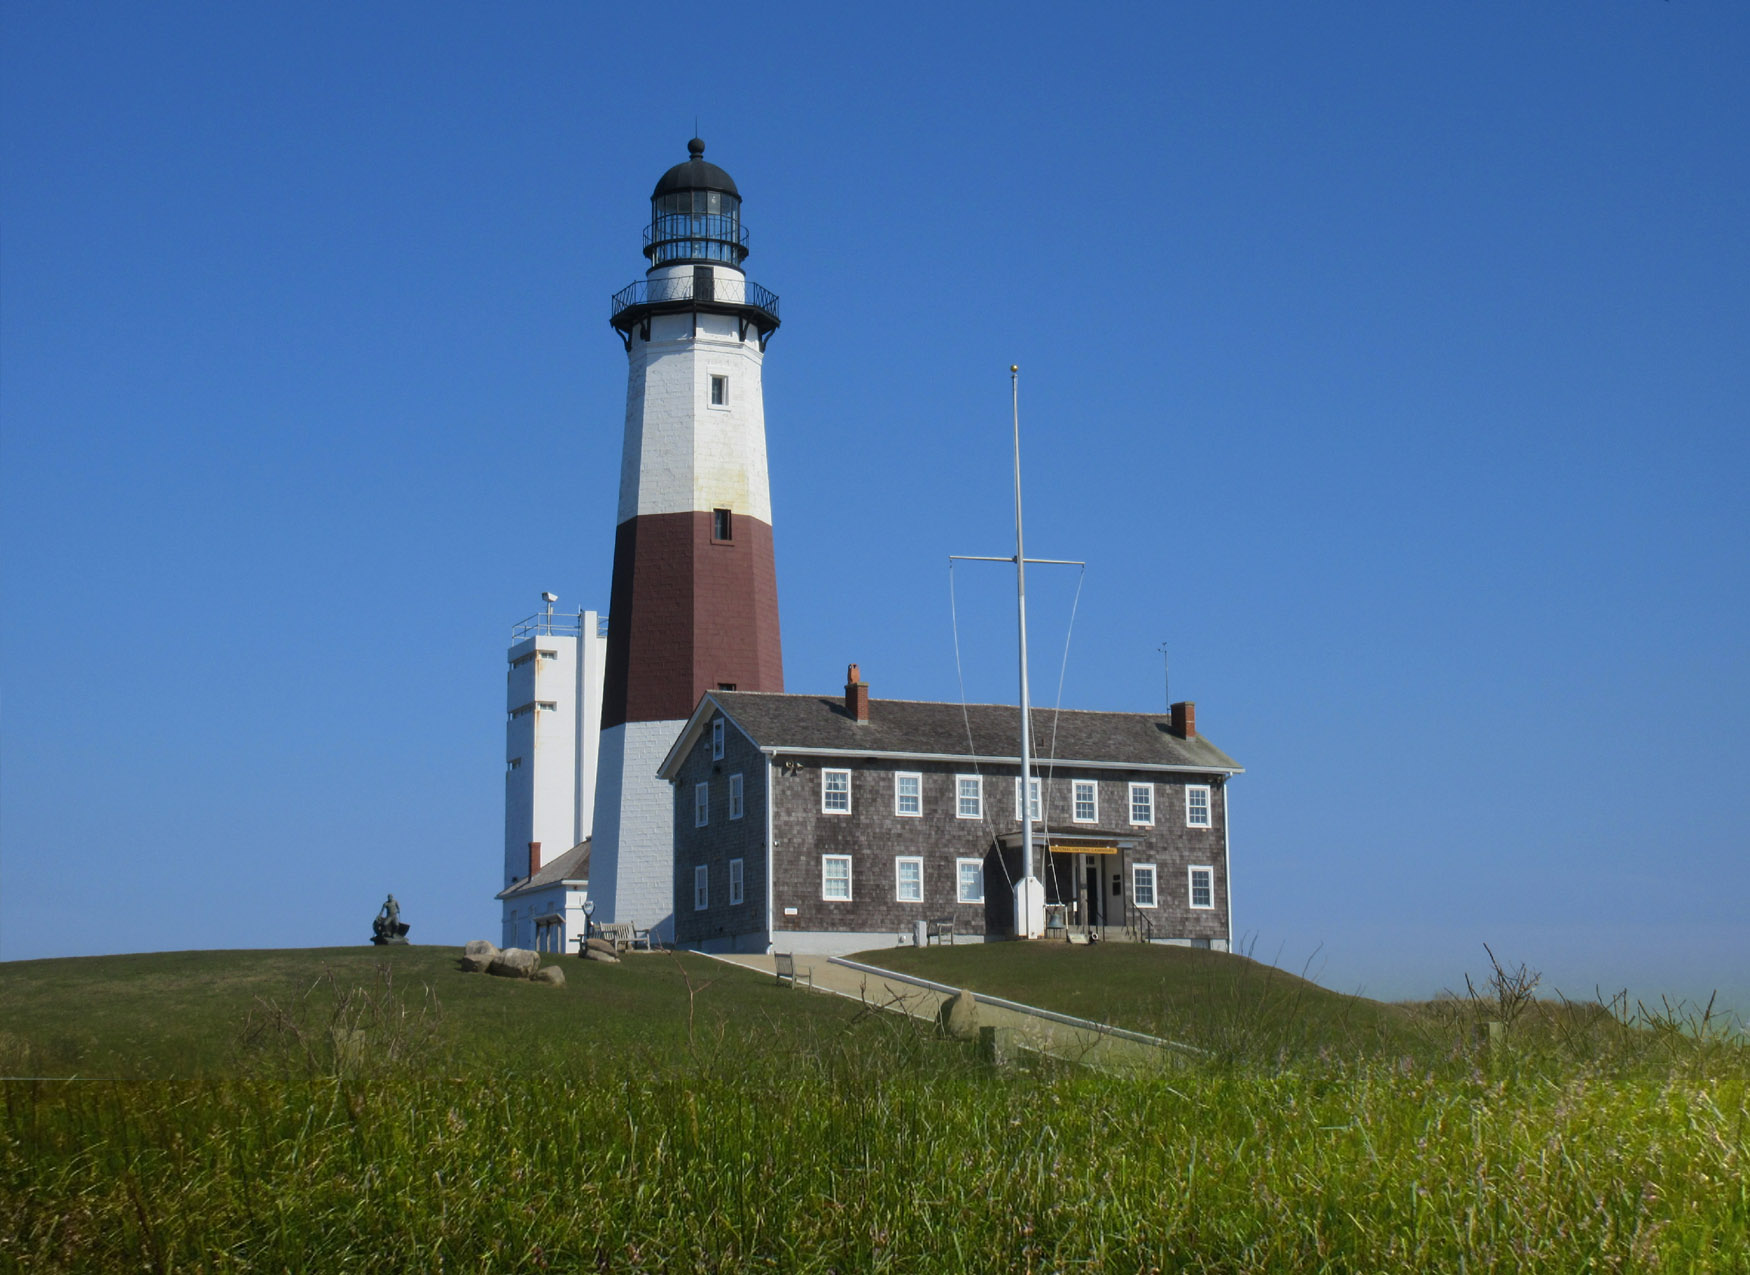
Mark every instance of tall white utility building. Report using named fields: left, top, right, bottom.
left=499, top=596, right=607, bottom=950
left=589, top=139, right=787, bottom=942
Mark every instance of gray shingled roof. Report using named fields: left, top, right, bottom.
left=496, top=838, right=591, bottom=900
left=708, top=694, right=1241, bottom=772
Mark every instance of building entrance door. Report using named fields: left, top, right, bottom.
left=1082, top=859, right=1104, bottom=930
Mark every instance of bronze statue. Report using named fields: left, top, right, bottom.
left=371, top=893, right=410, bottom=945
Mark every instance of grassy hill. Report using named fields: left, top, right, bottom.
left=0, top=944, right=855, bottom=1073
left=847, top=941, right=1419, bottom=1054
left=3, top=944, right=1745, bottom=1271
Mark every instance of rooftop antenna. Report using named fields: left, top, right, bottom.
left=542, top=591, right=557, bottom=632
left=1158, top=641, right=1170, bottom=713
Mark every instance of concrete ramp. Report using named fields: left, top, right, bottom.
left=702, top=952, right=1199, bottom=1072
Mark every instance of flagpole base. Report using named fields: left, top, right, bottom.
left=1013, top=876, right=1046, bottom=940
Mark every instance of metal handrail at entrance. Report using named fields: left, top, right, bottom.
left=609, top=275, right=780, bottom=323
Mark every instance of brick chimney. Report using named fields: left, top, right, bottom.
left=1170, top=701, right=1196, bottom=740
left=845, top=663, right=870, bottom=723
left=528, top=841, right=542, bottom=878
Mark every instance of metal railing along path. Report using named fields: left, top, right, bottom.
left=827, top=956, right=1204, bottom=1057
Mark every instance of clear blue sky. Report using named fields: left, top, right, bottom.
left=3, top=3, right=1745, bottom=1015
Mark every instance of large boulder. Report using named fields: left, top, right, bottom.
left=531, top=965, right=566, bottom=987
left=487, top=947, right=541, bottom=980
left=460, top=939, right=500, bottom=973
left=584, top=945, right=620, bottom=964
left=585, top=937, right=619, bottom=959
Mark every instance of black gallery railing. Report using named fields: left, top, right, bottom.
left=610, top=275, right=780, bottom=323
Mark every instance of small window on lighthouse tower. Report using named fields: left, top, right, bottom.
left=712, top=508, right=733, bottom=542
left=709, top=374, right=729, bottom=407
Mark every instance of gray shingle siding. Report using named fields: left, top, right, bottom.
left=672, top=712, right=768, bottom=947
left=669, top=692, right=1238, bottom=949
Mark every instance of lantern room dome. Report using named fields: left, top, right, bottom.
left=651, top=138, right=740, bottom=201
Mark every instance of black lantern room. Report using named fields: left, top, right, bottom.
left=610, top=139, right=780, bottom=350
left=646, top=138, right=746, bottom=268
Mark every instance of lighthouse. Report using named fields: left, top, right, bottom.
left=588, top=139, right=786, bottom=940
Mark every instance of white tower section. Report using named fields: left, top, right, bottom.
left=502, top=603, right=607, bottom=893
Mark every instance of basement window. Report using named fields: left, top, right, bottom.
left=712, top=508, right=733, bottom=542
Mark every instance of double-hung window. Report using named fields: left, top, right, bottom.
left=728, top=773, right=744, bottom=820
left=1188, top=866, right=1215, bottom=909
left=895, top=772, right=922, bottom=817
left=1186, top=785, right=1212, bottom=828
left=693, top=865, right=709, bottom=910
left=711, top=718, right=725, bottom=760
left=822, top=855, right=852, bottom=901
left=694, top=782, right=709, bottom=827
left=822, top=769, right=851, bottom=814
left=956, top=775, right=983, bottom=819
left=1129, top=782, right=1154, bottom=826
left=729, top=858, right=744, bottom=906
left=895, top=856, right=924, bottom=903
left=1132, top=864, right=1158, bottom=907
left=1014, top=776, right=1041, bottom=821
left=956, top=858, right=985, bottom=904
left=1072, top=779, right=1098, bottom=823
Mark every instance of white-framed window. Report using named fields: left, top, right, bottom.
left=1186, top=785, right=1212, bottom=828
left=709, top=373, right=729, bottom=408
left=956, top=774, right=983, bottom=820
left=822, top=769, right=851, bottom=814
left=1013, top=776, right=1041, bottom=821
left=728, top=772, right=744, bottom=820
left=711, top=718, right=725, bottom=760
left=895, top=856, right=924, bottom=903
left=729, top=857, right=744, bottom=906
left=956, top=858, right=985, bottom=904
left=693, top=864, right=709, bottom=911
left=1073, top=779, right=1098, bottom=823
left=895, top=771, right=922, bottom=817
left=1129, top=782, right=1154, bottom=826
left=822, top=854, right=852, bottom=901
left=1188, top=865, right=1215, bottom=910
left=694, top=782, right=709, bottom=827
left=1133, top=864, right=1158, bottom=908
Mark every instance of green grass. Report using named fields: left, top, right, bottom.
left=3, top=944, right=1746, bottom=1271
left=847, top=941, right=1419, bottom=1055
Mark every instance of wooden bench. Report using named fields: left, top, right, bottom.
left=596, top=921, right=654, bottom=952
left=926, top=916, right=957, bottom=946
left=774, top=952, right=813, bottom=989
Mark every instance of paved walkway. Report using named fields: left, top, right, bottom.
left=704, top=952, right=1187, bottom=1073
